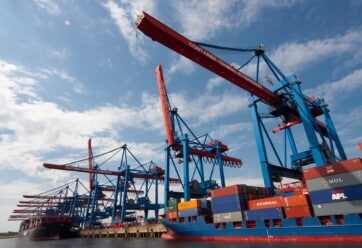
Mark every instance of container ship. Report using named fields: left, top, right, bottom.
left=9, top=179, right=84, bottom=240
left=162, top=158, right=362, bottom=242
left=135, top=12, right=362, bottom=243
left=18, top=215, right=81, bottom=240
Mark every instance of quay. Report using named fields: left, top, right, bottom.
left=81, top=223, right=167, bottom=238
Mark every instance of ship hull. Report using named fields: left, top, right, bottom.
left=161, top=215, right=362, bottom=243
left=19, top=216, right=81, bottom=240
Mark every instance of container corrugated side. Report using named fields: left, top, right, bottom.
left=211, top=184, right=247, bottom=198
left=312, top=199, right=362, bottom=216
left=210, top=193, right=248, bottom=213
left=248, top=196, right=286, bottom=210
left=309, top=184, right=362, bottom=204
left=211, top=193, right=248, bottom=205
left=168, top=198, right=180, bottom=212
left=284, top=205, right=312, bottom=218
left=303, top=158, right=362, bottom=180
left=284, top=194, right=310, bottom=207
left=167, top=211, right=178, bottom=219
left=213, top=211, right=243, bottom=223
left=178, top=208, right=204, bottom=217
left=178, top=199, right=202, bottom=210
left=306, top=170, right=362, bottom=192
left=244, top=207, right=284, bottom=221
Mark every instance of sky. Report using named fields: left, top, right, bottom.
left=1, top=0, right=362, bottom=232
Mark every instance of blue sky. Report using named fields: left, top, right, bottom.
left=1, top=0, right=361, bottom=232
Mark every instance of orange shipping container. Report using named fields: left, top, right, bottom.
left=167, top=211, right=178, bottom=219
left=285, top=194, right=309, bottom=207
left=284, top=205, right=312, bottom=218
left=248, top=196, right=286, bottom=210
left=178, top=199, right=202, bottom=210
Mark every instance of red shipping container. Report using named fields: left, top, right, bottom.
left=284, top=205, right=312, bottom=218
left=303, top=158, right=362, bottom=180
left=285, top=194, right=309, bottom=207
left=211, top=184, right=246, bottom=198
left=248, top=196, right=286, bottom=210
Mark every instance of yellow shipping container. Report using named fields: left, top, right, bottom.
left=177, top=199, right=202, bottom=210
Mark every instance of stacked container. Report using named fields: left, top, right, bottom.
left=303, top=158, right=362, bottom=216
left=177, top=199, right=211, bottom=218
left=284, top=194, right=312, bottom=218
left=245, top=196, right=286, bottom=221
left=167, top=198, right=180, bottom=219
left=211, top=185, right=246, bottom=223
left=211, top=184, right=272, bottom=223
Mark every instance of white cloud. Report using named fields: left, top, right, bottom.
left=305, top=68, right=362, bottom=102
left=269, top=29, right=362, bottom=75
left=0, top=60, right=164, bottom=180
left=206, top=76, right=224, bottom=92
left=49, top=48, right=70, bottom=60
left=102, top=0, right=156, bottom=64
left=211, top=122, right=253, bottom=140
left=173, top=0, right=298, bottom=40
left=167, top=56, right=196, bottom=77
left=34, top=0, right=62, bottom=15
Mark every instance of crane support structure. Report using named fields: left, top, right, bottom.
left=137, top=12, right=348, bottom=190
left=155, top=64, right=242, bottom=203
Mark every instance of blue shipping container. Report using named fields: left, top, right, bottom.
left=244, top=207, right=284, bottom=221
left=212, top=193, right=248, bottom=205
left=309, top=184, right=362, bottom=204
left=211, top=200, right=248, bottom=214
left=178, top=208, right=210, bottom=217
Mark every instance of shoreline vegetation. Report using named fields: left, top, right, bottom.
left=0, top=232, right=18, bottom=239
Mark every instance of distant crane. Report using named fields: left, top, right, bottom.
left=9, top=179, right=88, bottom=226
left=137, top=12, right=347, bottom=191
left=155, top=64, right=242, bottom=205
left=44, top=139, right=180, bottom=226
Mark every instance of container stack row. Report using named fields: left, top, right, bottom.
left=177, top=198, right=211, bottom=218
left=303, top=158, right=362, bottom=216
left=210, top=184, right=276, bottom=223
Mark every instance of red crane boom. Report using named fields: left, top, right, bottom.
left=155, top=65, right=176, bottom=148
left=137, top=12, right=280, bottom=106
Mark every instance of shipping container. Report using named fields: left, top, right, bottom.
left=248, top=196, right=286, bottom=210
left=211, top=193, right=248, bottom=205
left=285, top=194, right=310, bottom=207
left=178, top=199, right=202, bottom=210
left=306, top=170, right=362, bottom=192
left=244, top=207, right=284, bottom=221
left=303, top=158, right=362, bottom=180
left=211, top=184, right=247, bottom=198
left=213, top=211, right=243, bottom=223
left=312, top=199, right=362, bottom=216
left=211, top=200, right=247, bottom=214
left=178, top=208, right=203, bottom=217
left=309, top=184, right=362, bottom=204
left=284, top=205, right=312, bottom=218
left=168, top=198, right=180, bottom=212
left=167, top=211, right=178, bottom=219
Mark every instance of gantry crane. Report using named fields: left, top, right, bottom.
left=136, top=12, right=348, bottom=191
left=44, top=139, right=180, bottom=226
left=9, top=179, right=88, bottom=226
left=156, top=64, right=242, bottom=205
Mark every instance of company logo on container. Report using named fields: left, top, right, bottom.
left=325, top=166, right=335, bottom=174
left=331, top=189, right=348, bottom=200
left=256, top=200, right=278, bottom=206
left=322, top=178, right=343, bottom=185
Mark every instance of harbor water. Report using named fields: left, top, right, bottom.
left=1, top=238, right=361, bottom=248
